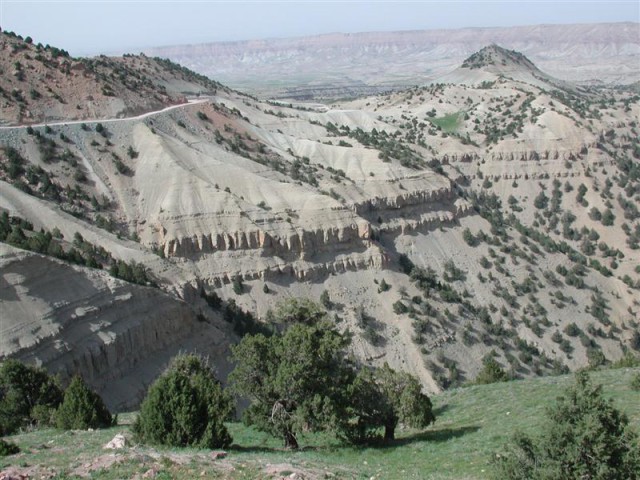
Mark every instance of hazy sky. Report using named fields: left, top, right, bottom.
left=1, top=1, right=638, bottom=55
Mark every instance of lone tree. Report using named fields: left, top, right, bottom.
left=230, top=299, right=435, bottom=448
left=229, top=301, right=353, bottom=449
left=475, top=353, right=508, bottom=385
left=0, top=359, right=63, bottom=434
left=494, top=371, right=640, bottom=479
left=134, top=354, right=233, bottom=449
left=344, top=364, right=435, bottom=443
left=55, top=376, right=113, bottom=430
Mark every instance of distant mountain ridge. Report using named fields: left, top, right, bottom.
left=144, top=22, right=640, bottom=98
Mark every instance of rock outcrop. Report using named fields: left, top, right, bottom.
left=0, top=244, right=232, bottom=410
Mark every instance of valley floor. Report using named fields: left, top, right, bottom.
left=2, top=367, right=638, bottom=480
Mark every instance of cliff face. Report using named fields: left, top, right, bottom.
left=0, top=244, right=232, bottom=410
left=161, top=220, right=372, bottom=258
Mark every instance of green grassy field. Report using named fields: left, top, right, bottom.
left=2, top=367, right=639, bottom=479
left=430, top=112, right=463, bottom=133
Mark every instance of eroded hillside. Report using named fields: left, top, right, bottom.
left=1, top=35, right=639, bottom=405
left=0, top=30, right=223, bottom=126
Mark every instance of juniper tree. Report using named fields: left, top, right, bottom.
left=494, top=371, right=640, bottom=479
left=0, top=359, right=63, bottom=434
left=134, top=354, right=233, bottom=448
left=55, top=376, right=113, bottom=430
left=229, top=304, right=352, bottom=449
left=230, top=299, right=435, bottom=448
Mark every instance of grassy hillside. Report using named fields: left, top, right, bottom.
left=2, top=367, right=638, bottom=479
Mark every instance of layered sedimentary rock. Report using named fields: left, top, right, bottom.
left=0, top=244, right=231, bottom=410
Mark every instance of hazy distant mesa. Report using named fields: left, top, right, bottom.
left=145, top=22, right=640, bottom=98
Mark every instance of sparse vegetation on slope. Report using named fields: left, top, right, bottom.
left=0, top=29, right=225, bottom=125
left=1, top=34, right=639, bottom=421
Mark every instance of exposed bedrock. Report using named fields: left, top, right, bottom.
left=0, top=246, right=231, bottom=410
left=161, top=221, right=372, bottom=259
left=353, top=185, right=454, bottom=214
left=159, top=185, right=462, bottom=259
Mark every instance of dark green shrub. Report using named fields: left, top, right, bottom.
left=0, top=359, right=63, bottom=434
left=378, top=278, right=391, bottom=292
left=0, top=439, right=20, bottom=456
left=563, top=322, right=580, bottom=337
left=232, top=276, right=244, bottom=295
left=602, top=208, right=615, bottom=226
left=54, top=376, right=113, bottom=430
left=126, top=146, right=138, bottom=159
left=133, top=354, right=233, bottom=448
left=533, top=191, right=548, bottom=209
left=494, top=372, right=640, bottom=479
left=320, top=290, right=333, bottom=309
left=31, top=403, right=57, bottom=427
left=95, top=123, right=107, bottom=137
left=631, top=373, right=640, bottom=391
left=398, top=253, right=415, bottom=274
left=342, top=364, right=435, bottom=444
left=113, top=157, right=131, bottom=175
left=475, top=354, right=507, bottom=385
left=463, top=228, right=478, bottom=246
left=392, top=300, right=408, bottom=315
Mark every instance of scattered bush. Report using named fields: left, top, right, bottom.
left=320, top=290, right=333, bottom=310
left=378, top=278, right=391, bottom=292
left=494, top=371, right=640, bottom=479
left=232, top=276, right=244, bottom=295
left=533, top=191, right=548, bottom=209
left=95, top=123, right=107, bottom=137
left=134, top=354, right=233, bottom=448
left=126, top=146, right=138, bottom=159
left=0, top=359, right=63, bottom=434
left=475, top=354, right=507, bottom=385
left=398, top=253, right=415, bottom=275
left=462, top=228, right=478, bottom=246
left=563, top=323, right=580, bottom=337
left=55, top=376, right=113, bottom=430
left=0, top=439, right=20, bottom=456
left=113, top=157, right=132, bottom=175
left=392, top=300, right=408, bottom=315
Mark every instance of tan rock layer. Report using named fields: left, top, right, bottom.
left=162, top=222, right=372, bottom=258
